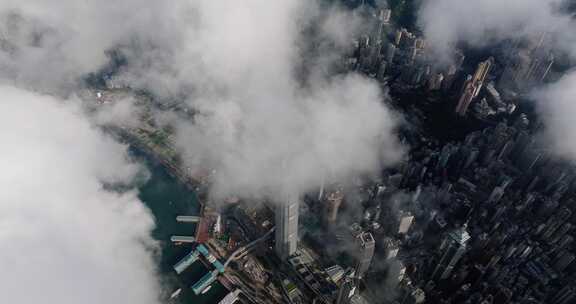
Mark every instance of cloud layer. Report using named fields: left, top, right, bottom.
left=0, top=0, right=182, bottom=92
left=0, top=0, right=403, bottom=201
left=116, top=0, right=404, bottom=200
left=0, top=1, right=404, bottom=303
left=534, top=71, right=576, bottom=160
left=418, top=0, right=576, bottom=161
left=418, top=0, right=576, bottom=62
left=0, top=86, right=161, bottom=304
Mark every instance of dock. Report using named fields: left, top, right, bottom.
left=170, top=236, right=196, bottom=243
left=192, top=270, right=219, bottom=295
left=173, top=250, right=200, bottom=274
left=194, top=204, right=211, bottom=243
left=176, top=215, right=201, bottom=223
left=197, top=244, right=225, bottom=273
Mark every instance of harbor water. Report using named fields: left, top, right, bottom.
left=135, top=152, right=227, bottom=304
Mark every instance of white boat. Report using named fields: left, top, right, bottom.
left=169, top=288, right=182, bottom=299
left=201, top=285, right=212, bottom=294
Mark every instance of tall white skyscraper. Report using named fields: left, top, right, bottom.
left=275, top=198, right=299, bottom=260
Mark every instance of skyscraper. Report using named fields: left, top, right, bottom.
left=402, top=286, right=426, bottom=304
left=275, top=199, right=299, bottom=260
left=500, top=48, right=553, bottom=90
left=499, top=51, right=531, bottom=89
left=553, top=251, right=575, bottom=272
left=455, top=57, right=494, bottom=116
left=384, top=237, right=400, bottom=260
left=379, top=9, right=391, bottom=25
left=386, top=43, right=396, bottom=64
left=427, top=72, right=444, bottom=91
left=336, top=269, right=357, bottom=304
left=389, top=260, right=406, bottom=286
left=455, top=75, right=475, bottom=116
left=550, top=286, right=576, bottom=304
left=525, top=51, right=554, bottom=84
left=471, top=57, right=494, bottom=97
left=395, top=28, right=406, bottom=46
left=431, top=224, right=471, bottom=280
left=355, top=231, right=375, bottom=278
left=398, top=211, right=415, bottom=234
left=325, top=188, right=344, bottom=224
left=375, top=9, right=391, bottom=42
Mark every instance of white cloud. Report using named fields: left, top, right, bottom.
left=418, top=0, right=576, bottom=62
left=0, top=85, right=161, bottom=304
left=0, top=0, right=404, bottom=204
left=418, top=0, right=576, bottom=164
left=534, top=70, right=576, bottom=160
left=0, top=0, right=182, bottom=92
left=116, top=0, right=405, bottom=200
left=0, top=2, right=407, bottom=304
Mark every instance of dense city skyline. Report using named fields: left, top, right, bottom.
left=2, top=1, right=576, bottom=304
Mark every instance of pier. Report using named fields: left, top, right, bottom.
left=192, top=270, right=219, bottom=295
left=170, top=236, right=196, bottom=243
left=172, top=243, right=227, bottom=294
left=173, top=250, right=200, bottom=274
left=176, top=215, right=201, bottom=223
left=197, top=244, right=225, bottom=273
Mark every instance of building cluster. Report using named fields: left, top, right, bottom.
left=455, top=57, right=494, bottom=116
left=381, top=114, right=576, bottom=304
left=346, top=9, right=432, bottom=87
left=498, top=33, right=556, bottom=93
left=265, top=14, right=572, bottom=303
left=151, top=6, right=574, bottom=304
left=274, top=198, right=378, bottom=303
left=345, top=10, right=559, bottom=122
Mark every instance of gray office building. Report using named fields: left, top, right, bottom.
left=355, top=232, right=375, bottom=278
left=431, top=224, right=470, bottom=280
left=275, top=199, right=299, bottom=260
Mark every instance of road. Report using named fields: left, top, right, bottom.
left=224, top=227, right=275, bottom=268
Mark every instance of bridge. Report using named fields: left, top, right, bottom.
left=176, top=215, right=201, bottom=223
left=224, top=227, right=275, bottom=268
